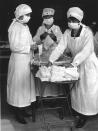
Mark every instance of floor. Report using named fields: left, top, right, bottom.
left=1, top=76, right=98, bottom=131
left=1, top=94, right=98, bottom=131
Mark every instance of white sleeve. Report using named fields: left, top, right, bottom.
left=53, top=25, right=62, bottom=43
left=33, top=26, right=43, bottom=43
left=9, top=26, right=30, bottom=54
left=49, top=33, right=67, bottom=63
left=72, top=29, right=93, bottom=66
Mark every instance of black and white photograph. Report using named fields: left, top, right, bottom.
left=0, top=0, right=98, bottom=131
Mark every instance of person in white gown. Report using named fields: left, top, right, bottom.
left=48, top=7, right=98, bottom=128
left=94, top=30, right=98, bottom=56
left=7, top=4, right=37, bottom=124
left=33, top=8, right=63, bottom=97
left=90, top=21, right=98, bottom=56
left=33, top=8, right=62, bottom=58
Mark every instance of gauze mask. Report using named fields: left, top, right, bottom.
left=68, top=22, right=80, bottom=30
left=20, top=14, right=31, bottom=23
left=43, top=17, right=54, bottom=25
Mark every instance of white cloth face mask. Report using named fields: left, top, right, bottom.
left=20, top=15, right=31, bottom=23
left=68, top=22, right=80, bottom=30
left=43, top=17, right=54, bottom=25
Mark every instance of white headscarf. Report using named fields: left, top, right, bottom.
left=67, top=7, right=84, bottom=22
left=8, top=4, right=32, bottom=33
left=14, top=4, right=32, bottom=19
left=42, top=8, right=55, bottom=17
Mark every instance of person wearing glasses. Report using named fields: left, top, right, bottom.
left=7, top=4, right=36, bottom=124
left=48, top=7, right=98, bottom=128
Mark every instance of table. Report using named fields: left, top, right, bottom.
left=36, top=79, right=78, bottom=116
left=31, top=60, right=78, bottom=130
left=33, top=78, right=78, bottom=131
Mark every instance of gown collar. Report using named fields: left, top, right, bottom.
left=71, top=25, right=82, bottom=37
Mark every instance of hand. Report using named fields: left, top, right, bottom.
left=40, top=32, right=48, bottom=40
left=71, top=61, right=79, bottom=67
left=46, top=61, right=52, bottom=67
left=49, top=32, right=57, bottom=42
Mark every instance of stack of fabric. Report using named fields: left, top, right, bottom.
left=50, top=66, right=67, bottom=82
left=50, top=65, right=79, bottom=82
left=36, top=66, right=51, bottom=81
left=36, top=65, right=79, bottom=82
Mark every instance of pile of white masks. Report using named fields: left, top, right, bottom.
left=36, top=66, right=51, bottom=81
left=36, top=65, right=79, bottom=82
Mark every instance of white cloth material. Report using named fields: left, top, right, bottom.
left=50, top=66, right=79, bottom=82
left=94, top=31, right=98, bottom=56
left=7, top=21, right=36, bottom=107
left=42, top=8, right=55, bottom=17
left=33, top=24, right=62, bottom=50
left=67, top=7, right=83, bottom=21
left=68, top=22, right=81, bottom=30
left=21, top=15, right=31, bottom=23
left=49, top=24, right=98, bottom=115
left=38, top=44, right=43, bottom=56
left=36, top=66, right=51, bottom=81
left=8, top=22, right=34, bottom=54
left=43, top=17, right=54, bottom=25
left=36, top=65, right=79, bottom=82
left=44, top=35, right=54, bottom=50
left=15, top=4, right=32, bottom=18
left=36, top=66, right=56, bottom=97
left=33, top=24, right=63, bottom=97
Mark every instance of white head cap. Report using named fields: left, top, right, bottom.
left=42, top=8, right=55, bottom=17
left=14, top=4, right=32, bottom=18
left=67, top=7, right=84, bottom=22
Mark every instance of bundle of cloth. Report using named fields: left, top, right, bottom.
left=36, top=65, right=79, bottom=82
left=36, top=66, right=51, bottom=81
left=50, top=65, right=79, bottom=82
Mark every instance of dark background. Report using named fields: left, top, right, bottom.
left=0, top=0, right=98, bottom=41
left=0, top=0, right=98, bottom=118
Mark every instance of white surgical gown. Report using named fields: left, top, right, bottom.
left=94, top=31, right=98, bottom=56
left=7, top=21, right=36, bottom=107
left=49, top=24, right=98, bottom=115
left=33, top=24, right=63, bottom=97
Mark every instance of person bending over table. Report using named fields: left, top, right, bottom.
left=48, top=7, right=98, bottom=128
